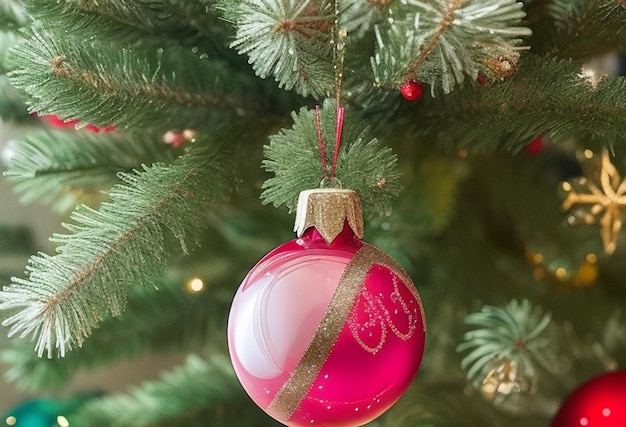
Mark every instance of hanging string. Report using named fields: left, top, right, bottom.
left=315, top=105, right=328, bottom=180
left=332, top=0, right=346, bottom=114
left=331, top=106, right=344, bottom=178
left=316, top=105, right=345, bottom=180
left=316, top=0, right=347, bottom=185
left=331, top=0, right=346, bottom=179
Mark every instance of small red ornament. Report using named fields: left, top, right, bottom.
left=400, top=80, right=424, bottom=101
left=37, top=114, right=115, bottom=133
left=162, top=129, right=197, bottom=148
left=551, top=370, right=626, bottom=427
left=476, top=75, right=489, bottom=87
left=524, top=136, right=544, bottom=155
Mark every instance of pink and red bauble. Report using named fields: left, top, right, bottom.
left=228, top=189, right=426, bottom=426
left=551, top=370, right=626, bottom=427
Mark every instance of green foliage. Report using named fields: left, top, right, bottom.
left=1, top=268, right=231, bottom=390
left=0, top=74, right=29, bottom=121
left=413, top=54, right=626, bottom=152
left=339, top=0, right=388, bottom=37
left=366, top=148, right=468, bottom=275
left=0, top=0, right=28, bottom=31
left=4, top=130, right=181, bottom=213
left=7, top=23, right=271, bottom=132
left=2, top=0, right=626, bottom=425
left=0, top=31, right=20, bottom=74
left=261, top=99, right=402, bottom=217
left=20, top=0, right=222, bottom=53
left=531, top=0, right=626, bottom=61
left=0, top=225, right=34, bottom=284
left=371, top=0, right=531, bottom=94
left=71, top=354, right=279, bottom=427
left=457, top=299, right=555, bottom=395
left=223, top=0, right=335, bottom=98
left=0, top=140, right=232, bottom=358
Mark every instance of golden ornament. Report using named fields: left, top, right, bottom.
left=294, top=188, right=364, bottom=244
left=480, top=358, right=531, bottom=401
left=561, top=151, right=626, bottom=255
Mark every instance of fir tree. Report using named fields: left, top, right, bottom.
left=0, top=0, right=626, bottom=426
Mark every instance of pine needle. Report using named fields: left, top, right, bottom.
left=0, top=140, right=231, bottom=358
left=372, top=0, right=531, bottom=94
left=70, top=353, right=277, bottom=427
left=457, top=299, right=556, bottom=394
left=261, top=100, right=402, bottom=217
left=225, top=0, right=335, bottom=98
left=7, top=22, right=266, bottom=131
left=4, top=130, right=181, bottom=212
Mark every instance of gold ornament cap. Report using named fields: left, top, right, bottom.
left=294, top=188, right=364, bottom=245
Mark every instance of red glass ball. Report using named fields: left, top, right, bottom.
left=400, top=80, right=424, bottom=101
left=551, top=370, right=626, bottom=427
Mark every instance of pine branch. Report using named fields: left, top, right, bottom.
left=223, top=0, right=335, bottom=98
left=457, top=299, right=556, bottom=399
left=70, top=354, right=280, bottom=427
left=413, top=54, right=626, bottom=152
left=1, top=267, right=233, bottom=390
left=1, top=197, right=295, bottom=391
left=339, top=0, right=389, bottom=37
left=24, top=0, right=210, bottom=34
left=0, top=139, right=232, bottom=358
left=4, top=130, right=181, bottom=213
left=261, top=99, right=402, bottom=217
left=20, top=0, right=222, bottom=53
left=530, top=0, right=626, bottom=62
left=7, top=23, right=270, bottom=132
left=371, top=0, right=531, bottom=94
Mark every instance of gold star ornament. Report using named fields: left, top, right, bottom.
left=561, top=151, right=626, bottom=255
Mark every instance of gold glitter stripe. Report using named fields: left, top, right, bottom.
left=267, top=243, right=425, bottom=421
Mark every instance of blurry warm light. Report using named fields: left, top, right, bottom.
left=562, top=182, right=572, bottom=191
left=580, top=66, right=599, bottom=88
left=585, top=253, right=597, bottom=263
left=6, top=416, right=16, bottom=426
left=555, top=267, right=568, bottom=280
left=532, top=253, right=544, bottom=264
left=583, top=149, right=594, bottom=159
left=182, top=129, right=197, bottom=142
left=458, top=149, right=468, bottom=158
left=57, top=415, right=70, bottom=427
left=187, top=277, right=205, bottom=293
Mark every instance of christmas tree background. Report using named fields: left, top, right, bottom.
left=1, top=0, right=626, bottom=425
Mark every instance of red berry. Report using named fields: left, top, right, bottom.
left=401, top=80, right=424, bottom=101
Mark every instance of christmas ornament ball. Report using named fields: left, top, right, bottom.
left=228, top=189, right=426, bottom=427
left=400, top=80, right=424, bottom=101
left=551, top=370, right=626, bottom=427
left=3, top=398, right=75, bottom=427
